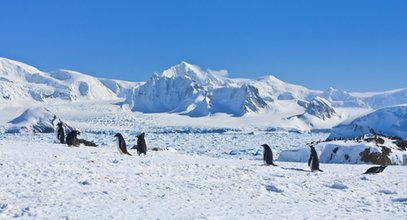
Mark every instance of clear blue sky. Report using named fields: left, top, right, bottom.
left=0, top=0, right=406, bottom=92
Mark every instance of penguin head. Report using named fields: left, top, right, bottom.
left=380, top=165, right=387, bottom=169
left=57, top=122, right=63, bottom=127
left=137, top=132, right=145, bottom=138
left=74, top=130, right=80, bottom=136
left=114, top=133, right=122, bottom=138
left=261, top=144, right=270, bottom=149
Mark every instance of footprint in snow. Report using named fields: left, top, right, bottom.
left=79, top=180, right=91, bottom=186
left=0, top=203, right=8, bottom=213
left=392, top=198, right=407, bottom=203
left=360, top=176, right=370, bottom=181
left=378, top=190, right=397, bottom=195
left=264, top=184, right=283, bottom=193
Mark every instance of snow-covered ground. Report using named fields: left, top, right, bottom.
left=0, top=101, right=406, bottom=219
left=1, top=138, right=406, bottom=219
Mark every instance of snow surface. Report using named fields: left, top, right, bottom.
left=1, top=137, right=407, bottom=219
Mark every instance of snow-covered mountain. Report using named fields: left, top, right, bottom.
left=320, top=87, right=366, bottom=108
left=0, top=57, right=137, bottom=103
left=2, top=57, right=407, bottom=119
left=328, top=104, right=407, bottom=140
left=125, top=62, right=270, bottom=116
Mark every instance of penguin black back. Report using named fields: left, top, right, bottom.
left=114, top=133, right=132, bottom=156
left=66, top=130, right=80, bottom=147
left=364, top=165, right=387, bottom=174
left=261, top=144, right=277, bottom=166
left=136, top=132, right=147, bottom=156
left=56, top=122, right=65, bottom=144
left=308, top=146, right=323, bottom=172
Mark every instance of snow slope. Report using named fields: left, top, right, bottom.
left=328, top=105, right=407, bottom=140
left=6, top=107, right=57, bottom=133
left=0, top=57, right=137, bottom=103
left=1, top=139, right=406, bottom=219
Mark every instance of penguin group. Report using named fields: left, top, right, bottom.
left=260, top=143, right=388, bottom=174
left=54, top=119, right=388, bottom=174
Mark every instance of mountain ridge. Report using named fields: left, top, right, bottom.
left=1, top=57, right=407, bottom=116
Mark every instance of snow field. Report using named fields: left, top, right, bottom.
left=1, top=139, right=406, bottom=219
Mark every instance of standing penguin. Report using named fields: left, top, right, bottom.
left=66, top=130, right=80, bottom=147
left=364, top=165, right=387, bottom=174
left=114, top=133, right=132, bottom=156
left=131, top=132, right=147, bottom=156
left=56, top=122, right=65, bottom=144
left=308, top=145, right=323, bottom=172
left=261, top=144, right=278, bottom=166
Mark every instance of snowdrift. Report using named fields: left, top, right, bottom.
left=6, top=107, right=67, bottom=133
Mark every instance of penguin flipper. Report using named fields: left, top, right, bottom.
left=126, top=152, right=132, bottom=156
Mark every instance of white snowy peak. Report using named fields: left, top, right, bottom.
left=160, top=61, right=227, bottom=88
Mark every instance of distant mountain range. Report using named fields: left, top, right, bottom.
left=1, top=57, right=407, bottom=119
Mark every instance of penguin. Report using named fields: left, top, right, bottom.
left=308, top=145, right=323, bottom=172
left=261, top=144, right=277, bottom=166
left=131, top=132, right=147, bottom=155
left=56, top=122, right=65, bottom=144
left=114, top=133, right=132, bottom=156
left=364, top=165, right=387, bottom=174
left=66, top=130, right=80, bottom=147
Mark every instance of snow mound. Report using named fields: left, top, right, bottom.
left=328, top=105, right=407, bottom=140
left=329, top=181, right=348, bottom=190
left=278, top=136, right=406, bottom=165
left=7, top=107, right=58, bottom=133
